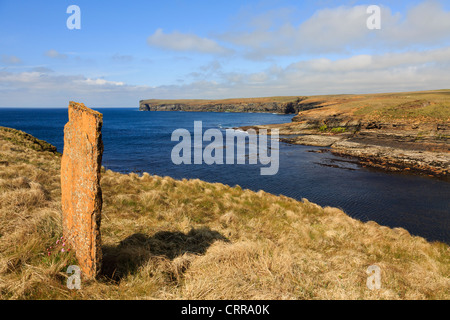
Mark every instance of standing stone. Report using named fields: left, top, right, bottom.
left=61, top=102, right=103, bottom=278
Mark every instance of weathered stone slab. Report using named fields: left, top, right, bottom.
left=61, top=102, right=103, bottom=278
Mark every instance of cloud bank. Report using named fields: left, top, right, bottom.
left=1, top=46, right=449, bottom=107
left=147, top=28, right=232, bottom=55
left=147, top=1, right=450, bottom=59
left=1, top=1, right=449, bottom=107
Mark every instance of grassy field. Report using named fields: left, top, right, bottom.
left=298, top=89, right=450, bottom=122
left=0, top=126, right=449, bottom=299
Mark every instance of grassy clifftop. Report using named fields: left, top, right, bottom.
left=140, top=89, right=450, bottom=121
left=0, top=127, right=448, bottom=299
left=292, top=89, right=450, bottom=123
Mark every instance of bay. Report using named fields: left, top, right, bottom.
left=1, top=107, right=448, bottom=243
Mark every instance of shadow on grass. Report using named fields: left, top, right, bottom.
left=100, top=227, right=229, bottom=282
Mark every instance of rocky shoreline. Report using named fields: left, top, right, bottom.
left=140, top=91, right=450, bottom=178
left=240, top=118, right=450, bottom=179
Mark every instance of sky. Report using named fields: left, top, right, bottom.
left=0, top=0, right=450, bottom=108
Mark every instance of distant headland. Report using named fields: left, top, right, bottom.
left=139, top=96, right=318, bottom=114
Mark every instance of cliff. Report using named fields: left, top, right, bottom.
left=139, top=96, right=321, bottom=114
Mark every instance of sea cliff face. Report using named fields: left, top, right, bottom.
left=139, top=97, right=321, bottom=114
left=140, top=101, right=284, bottom=113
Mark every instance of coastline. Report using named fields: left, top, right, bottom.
left=2, top=108, right=448, bottom=245
left=139, top=90, right=449, bottom=178
left=239, top=121, right=450, bottom=179
left=233, top=91, right=450, bottom=179
left=1, top=125, right=449, bottom=299
left=3, top=0, right=450, bottom=301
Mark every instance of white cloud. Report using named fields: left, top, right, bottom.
left=298, top=55, right=374, bottom=73
left=381, top=0, right=450, bottom=47
left=143, top=2, right=450, bottom=61
left=290, top=47, right=450, bottom=73
left=219, top=1, right=450, bottom=59
left=1, top=47, right=449, bottom=107
left=248, top=72, right=269, bottom=83
left=219, top=5, right=373, bottom=58
left=295, top=5, right=371, bottom=54
left=147, top=28, right=232, bottom=55
left=1, top=55, right=22, bottom=65
left=82, top=78, right=125, bottom=86
left=111, top=54, right=133, bottom=62
left=0, top=70, right=144, bottom=107
left=30, top=67, right=54, bottom=73
left=271, top=47, right=450, bottom=95
left=44, top=49, right=68, bottom=59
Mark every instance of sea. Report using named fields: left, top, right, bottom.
left=1, top=108, right=449, bottom=243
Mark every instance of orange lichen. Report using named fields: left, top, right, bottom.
left=61, top=102, right=103, bottom=278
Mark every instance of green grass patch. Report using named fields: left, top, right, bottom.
left=330, top=127, right=347, bottom=133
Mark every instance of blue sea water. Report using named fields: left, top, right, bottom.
left=1, top=108, right=449, bottom=243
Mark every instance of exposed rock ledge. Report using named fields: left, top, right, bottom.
left=331, top=140, right=449, bottom=176
left=239, top=120, right=450, bottom=178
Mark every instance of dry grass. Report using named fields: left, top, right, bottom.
left=0, top=126, right=448, bottom=300
left=298, top=89, right=450, bottom=123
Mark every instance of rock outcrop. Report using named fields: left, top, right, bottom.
left=138, top=97, right=320, bottom=114
left=61, top=102, right=103, bottom=278
left=240, top=117, right=450, bottom=177
left=330, top=139, right=450, bottom=176
left=139, top=101, right=289, bottom=113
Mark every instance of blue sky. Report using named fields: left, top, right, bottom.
left=1, top=0, right=450, bottom=107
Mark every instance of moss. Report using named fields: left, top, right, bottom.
left=330, top=127, right=347, bottom=133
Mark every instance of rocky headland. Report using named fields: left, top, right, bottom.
left=238, top=90, right=450, bottom=178
left=139, top=96, right=321, bottom=114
